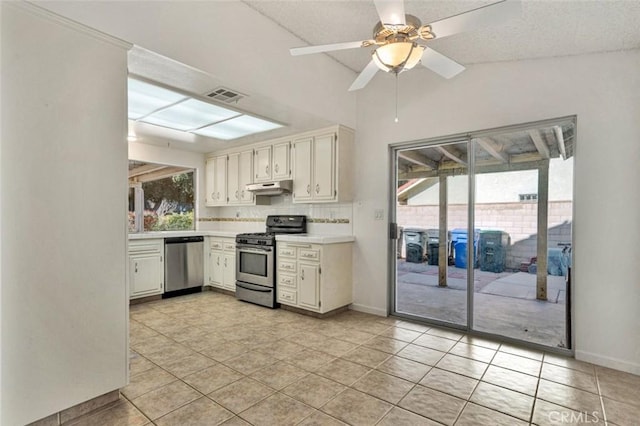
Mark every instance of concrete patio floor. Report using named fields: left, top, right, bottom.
left=396, top=261, right=568, bottom=348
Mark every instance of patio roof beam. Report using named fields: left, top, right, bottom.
left=475, top=137, right=509, bottom=163
left=399, top=159, right=549, bottom=180
left=528, top=129, right=551, bottom=159
left=554, top=126, right=567, bottom=160
left=398, top=151, right=438, bottom=170
left=436, top=146, right=467, bottom=166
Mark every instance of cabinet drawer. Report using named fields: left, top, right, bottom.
left=299, top=249, right=320, bottom=261
left=278, top=260, right=296, bottom=272
left=278, top=246, right=296, bottom=258
left=278, top=274, right=296, bottom=289
left=128, top=240, right=163, bottom=255
left=223, top=241, right=236, bottom=251
left=210, top=240, right=223, bottom=250
left=278, top=289, right=297, bottom=305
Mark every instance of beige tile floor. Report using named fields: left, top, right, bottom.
left=69, top=291, right=640, bottom=425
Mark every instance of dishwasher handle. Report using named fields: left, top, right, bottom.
left=165, top=236, right=204, bottom=244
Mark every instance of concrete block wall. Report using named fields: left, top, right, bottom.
left=397, top=201, right=572, bottom=269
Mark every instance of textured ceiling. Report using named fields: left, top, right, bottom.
left=245, top=0, right=640, bottom=73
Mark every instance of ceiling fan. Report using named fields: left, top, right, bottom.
left=290, top=0, right=521, bottom=91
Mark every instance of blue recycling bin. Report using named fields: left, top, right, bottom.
left=451, top=228, right=479, bottom=269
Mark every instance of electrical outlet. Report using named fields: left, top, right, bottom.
left=374, top=209, right=384, bottom=220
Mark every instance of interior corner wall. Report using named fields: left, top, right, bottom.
left=353, top=50, right=640, bottom=374
left=1, top=4, right=129, bottom=424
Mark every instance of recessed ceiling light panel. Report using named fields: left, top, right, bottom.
left=141, top=98, right=241, bottom=131
left=128, top=78, right=187, bottom=119
left=192, top=115, right=283, bottom=140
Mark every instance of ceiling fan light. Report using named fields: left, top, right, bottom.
left=372, top=42, right=422, bottom=73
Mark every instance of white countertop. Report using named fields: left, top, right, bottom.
left=276, top=234, right=355, bottom=244
left=128, top=230, right=240, bottom=240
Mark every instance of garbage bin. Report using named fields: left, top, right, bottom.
left=479, top=230, right=510, bottom=273
left=451, top=228, right=479, bottom=269
left=425, top=229, right=440, bottom=265
left=404, top=227, right=428, bottom=263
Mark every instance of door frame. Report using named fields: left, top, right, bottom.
left=388, top=116, right=577, bottom=354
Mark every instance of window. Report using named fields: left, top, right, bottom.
left=128, top=161, right=195, bottom=232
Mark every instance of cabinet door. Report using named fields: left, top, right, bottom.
left=298, top=262, right=320, bottom=309
left=272, top=142, right=290, bottom=180
left=254, top=146, right=271, bottom=182
left=130, top=254, right=163, bottom=297
left=205, top=158, right=216, bottom=207
left=209, top=250, right=223, bottom=287
left=238, top=150, right=254, bottom=203
left=227, top=153, right=240, bottom=204
left=223, top=253, right=236, bottom=291
left=292, top=137, right=313, bottom=202
left=313, top=133, right=336, bottom=201
left=213, top=156, right=228, bottom=205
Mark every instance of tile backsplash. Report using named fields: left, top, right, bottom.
left=198, top=194, right=353, bottom=235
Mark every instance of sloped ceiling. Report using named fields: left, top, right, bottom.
left=246, top=0, right=640, bottom=73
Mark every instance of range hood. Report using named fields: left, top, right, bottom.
left=245, top=180, right=292, bottom=196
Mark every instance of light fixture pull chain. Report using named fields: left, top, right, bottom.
left=395, top=73, right=399, bottom=123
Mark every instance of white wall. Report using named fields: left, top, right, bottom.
left=353, top=50, right=640, bottom=374
left=1, top=4, right=130, bottom=424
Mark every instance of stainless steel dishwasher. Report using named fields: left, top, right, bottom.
left=164, top=236, right=204, bottom=295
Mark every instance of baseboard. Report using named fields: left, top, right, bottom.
left=575, top=350, right=640, bottom=375
left=349, top=303, right=388, bottom=317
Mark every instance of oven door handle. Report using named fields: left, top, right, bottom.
left=236, top=282, right=272, bottom=292
left=236, top=245, right=273, bottom=253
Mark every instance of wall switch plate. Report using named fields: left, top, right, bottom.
left=374, top=209, right=384, bottom=220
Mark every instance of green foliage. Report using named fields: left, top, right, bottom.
left=151, top=211, right=194, bottom=231
left=142, top=172, right=194, bottom=209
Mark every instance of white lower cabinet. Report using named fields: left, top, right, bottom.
left=129, top=239, right=164, bottom=299
left=276, top=242, right=352, bottom=314
left=207, top=237, right=236, bottom=291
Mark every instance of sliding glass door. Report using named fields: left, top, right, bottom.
left=394, top=141, right=469, bottom=328
left=391, top=118, right=575, bottom=349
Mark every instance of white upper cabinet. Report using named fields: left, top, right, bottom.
left=272, top=141, right=291, bottom=180
left=205, top=125, right=353, bottom=206
left=292, top=137, right=313, bottom=201
left=205, top=155, right=227, bottom=206
left=238, top=150, right=254, bottom=203
left=228, top=150, right=254, bottom=205
left=291, top=127, right=352, bottom=204
left=254, top=146, right=272, bottom=182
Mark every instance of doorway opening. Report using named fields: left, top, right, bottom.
left=391, top=117, right=575, bottom=349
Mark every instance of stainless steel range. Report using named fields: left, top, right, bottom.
left=235, top=215, right=306, bottom=308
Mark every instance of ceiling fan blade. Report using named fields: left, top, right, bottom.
left=290, top=41, right=370, bottom=56
left=420, top=48, right=465, bottom=79
left=428, top=0, right=521, bottom=40
left=374, top=0, right=406, bottom=27
left=349, top=60, right=380, bottom=91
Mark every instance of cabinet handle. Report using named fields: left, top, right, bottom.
left=275, top=163, right=279, bottom=173
left=306, top=184, right=310, bottom=194
left=266, top=165, right=269, bottom=174
left=241, top=190, right=245, bottom=198
left=316, top=184, right=320, bottom=194
left=224, top=258, right=227, bottom=267
left=211, top=192, right=215, bottom=199
left=301, top=269, right=305, bottom=280
left=217, top=257, right=220, bottom=266
left=256, top=173, right=258, bottom=179
left=134, top=262, right=138, bottom=273
left=235, top=190, right=239, bottom=199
